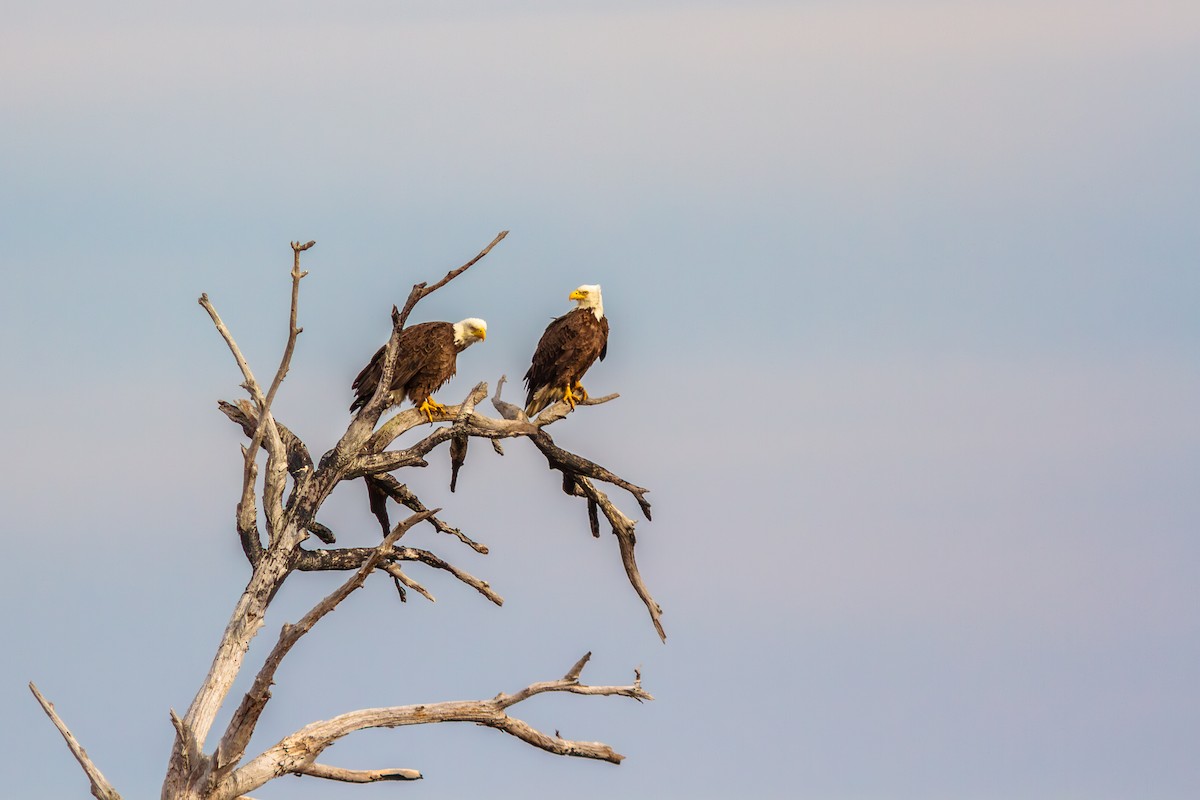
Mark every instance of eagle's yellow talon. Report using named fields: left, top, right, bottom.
left=418, top=397, right=448, bottom=423
left=562, top=384, right=578, bottom=410
left=349, top=318, right=486, bottom=415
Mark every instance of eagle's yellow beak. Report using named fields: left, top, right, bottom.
left=569, top=289, right=587, bottom=301
left=478, top=328, right=486, bottom=341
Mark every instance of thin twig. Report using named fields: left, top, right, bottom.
left=256, top=242, right=313, bottom=536
left=365, top=474, right=488, bottom=553
left=394, top=230, right=508, bottom=329
left=199, top=292, right=290, bottom=544
left=261, top=242, right=311, bottom=435
left=576, top=475, right=666, bottom=642
left=295, top=544, right=503, bottom=606
left=379, top=562, right=436, bottom=602
left=29, top=683, right=123, bottom=800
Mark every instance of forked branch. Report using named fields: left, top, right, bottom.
left=296, top=543, right=504, bottom=606
left=491, top=377, right=664, bottom=640
left=365, top=473, right=488, bottom=553
left=216, top=510, right=437, bottom=776
left=219, top=653, right=651, bottom=799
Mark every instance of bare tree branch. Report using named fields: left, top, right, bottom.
left=218, top=400, right=313, bottom=479
left=219, top=654, right=650, bottom=800
left=575, top=475, right=665, bottom=642
left=492, top=378, right=650, bottom=518
left=169, top=709, right=199, bottom=781
left=362, top=382, right=536, bottom=457
left=228, top=372, right=665, bottom=637
left=216, top=510, right=437, bottom=777
left=531, top=393, right=621, bottom=425
left=200, top=294, right=274, bottom=563
left=365, top=473, right=488, bottom=553
left=256, top=241, right=313, bottom=541
left=379, top=561, right=436, bottom=602
left=218, top=398, right=314, bottom=561
left=489, top=373, right=619, bottom=423
left=349, top=407, right=539, bottom=479
left=491, top=377, right=664, bottom=640
left=528, top=430, right=653, bottom=520
left=294, top=763, right=422, bottom=783
left=198, top=293, right=289, bottom=536
left=29, top=683, right=123, bottom=800
left=216, top=510, right=436, bottom=777
left=394, top=230, right=509, bottom=329
left=296, top=544, right=504, bottom=606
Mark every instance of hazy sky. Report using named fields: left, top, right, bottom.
left=3, top=2, right=1198, bottom=798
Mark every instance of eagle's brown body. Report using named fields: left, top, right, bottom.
left=524, top=307, right=609, bottom=415
left=350, top=321, right=466, bottom=412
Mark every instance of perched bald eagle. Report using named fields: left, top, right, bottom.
left=350, top=318, right=487, bottom=422
left=524, top=284, right=608, bottom=416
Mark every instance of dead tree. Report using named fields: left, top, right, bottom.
left=30, top=233, right=662, bottom=800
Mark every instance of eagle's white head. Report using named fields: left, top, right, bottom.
left=453, top=318, right=488, bottom=348
left=568, top=284, right=604, bottom=319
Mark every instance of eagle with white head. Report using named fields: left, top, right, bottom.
left=524, top=284, right=609, bottom=416
left=351, top=318, right=487, bottom=422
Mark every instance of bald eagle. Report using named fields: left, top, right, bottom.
left=350, top=318, right=487, bottom=422
left=524, top=284, right=608, bottom=416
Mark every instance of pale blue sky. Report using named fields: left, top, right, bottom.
left=3, top=2, right=1198, bottom=798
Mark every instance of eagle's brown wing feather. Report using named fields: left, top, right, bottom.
left=350, top=322, right=455, bottom=411
left=404, top=324, right=458, bottom=405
